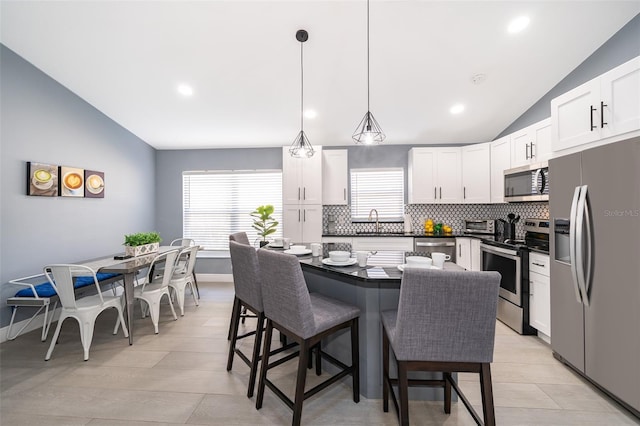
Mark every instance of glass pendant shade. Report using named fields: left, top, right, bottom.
left=289, top=130, right=315, bottom=158
left=352, top=111, right=385, bottom=145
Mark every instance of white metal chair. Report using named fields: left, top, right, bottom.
left=43, top=264, right=129, bottom=361
left=169, top=238, right=200, bottom=298
left=133, top=249, right=180, bottom=333
left=168, top=246, right=199, bottom=316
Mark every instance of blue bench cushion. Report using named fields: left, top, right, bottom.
left=14, top=273, right=121, bottom=298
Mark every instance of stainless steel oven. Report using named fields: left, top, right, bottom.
left=480, top=242, right=535, bottom=335
left=481, top=244, right=521, bottom=305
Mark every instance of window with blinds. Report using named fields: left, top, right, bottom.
left=182, top=170, right=283, bottom=250
left=350, top=168, right=404, bottom=221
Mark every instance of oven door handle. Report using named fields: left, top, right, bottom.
left=480, top=243, right=519, bottom=259
left=415, top=241, right=455, bottom=247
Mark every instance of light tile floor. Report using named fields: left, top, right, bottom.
left=1, top=281, right=638, bottom=425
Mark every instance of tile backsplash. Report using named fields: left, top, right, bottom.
left=324, top=202, right=549, bottom=238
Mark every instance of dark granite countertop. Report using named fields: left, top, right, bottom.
left=322, top=232, right=464, bottom=238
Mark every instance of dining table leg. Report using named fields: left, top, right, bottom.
left=123, top=272, right=135, bottom=345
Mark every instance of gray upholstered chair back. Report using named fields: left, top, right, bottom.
left=257, top=249, right=315, bottom=338
left=229, top=232, right=250, bottom=245
left=394, top=268, right=500, bottom=363
left=229, top=241, right=263, bottom=312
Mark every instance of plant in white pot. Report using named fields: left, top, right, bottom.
left=124, top=232, right=162, bottom=257
left=251, top=205, right=278, bottom=247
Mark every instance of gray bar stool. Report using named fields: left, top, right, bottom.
left=255, top=249, right=360, bottom=426
left=227, top=232, right=257, bottom=340
left=381, top=268, right=501, bottom=426
left=227, top=240, right=296, bottom=398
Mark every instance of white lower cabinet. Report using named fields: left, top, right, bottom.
left=455, top=237, right=472, bottom=270
left=470, top=239, right=481, bottom=272
left=456, top=237, right=481, bottom=271
left=283, top=205, right=322, bottom=243
left=529, top=252, right=551, bottom=339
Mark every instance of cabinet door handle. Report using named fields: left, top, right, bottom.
left=463, top=187, right=466, bottom=199
left=458, top=244, right=461, bottom=257
left=298, top=209, right=301, bottom=222
left=434, top=187, right=437, bottom=199
left=532, top=262, right=546, bottom=267
left=303, top=209, right=306, bottom=222
left=531, top=142, right=536, bottom=158
left=303, top=187, right=306, bottom=200
left=525, top=143, right=530, bottom=159
left=298, top=187, right=301, bottom=201
left=343, top=188, right=346, bottom=201
left=600, top=101, right=608, bottom=128
left=590, top=105, right=597, bottom=130
left=439, top=187, right=442, bottom=199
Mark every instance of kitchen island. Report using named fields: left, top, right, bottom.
left=282, top=244, right=462, bottom=399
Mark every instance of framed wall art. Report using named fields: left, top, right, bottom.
left=27, top=162, right=58, bottom=197
left=60, top=166, right=85, bottom=197
left=84, top=170, right=104, bottom=198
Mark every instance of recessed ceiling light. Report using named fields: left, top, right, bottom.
left=508, top=16, right=530, bottom=34
left=177, top=84, right=193, bottom=96
left=304, top=109, right=317, bottom=119
left=450, top=104, right=465, bottom=115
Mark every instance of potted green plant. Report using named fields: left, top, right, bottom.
left=123, top=231, right=162, bottom=257
left=251, top=205, right=278, bottom=247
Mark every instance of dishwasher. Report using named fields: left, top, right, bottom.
left=413, top=237, right=456, bottom=262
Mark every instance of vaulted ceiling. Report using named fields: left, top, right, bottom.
left=2, top=1, right=638, bottom=149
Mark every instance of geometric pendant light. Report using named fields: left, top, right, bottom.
left=289, top=29, right=316, bottom=158
left=352, top=0, right=385, bottom=145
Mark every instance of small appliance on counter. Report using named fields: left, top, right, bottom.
left=463, top=219, right=497, bottom=235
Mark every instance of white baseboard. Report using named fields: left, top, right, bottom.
left=196, top=273, right=233, bottom=283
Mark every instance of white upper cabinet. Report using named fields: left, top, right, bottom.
left=490, top=136, right=511, bottom=203
left=551, top=56, right=640, bottom=152
left=600, top=57, right=640, bottom=138
left=511, top=118, right=552, bottom=168
left=282, top=146, right=323, bottom=205
left=461, top=143, right=491, bottom=204
left=282, top=204, right=322, bottom=243
left=408, top=147, right=462, bottom=204
left=408, top=148, right=437, bottom=204
left=322, top=150, right=348, bottom=205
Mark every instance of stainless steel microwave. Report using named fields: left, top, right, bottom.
left=504, top=162, right=549, bottom=202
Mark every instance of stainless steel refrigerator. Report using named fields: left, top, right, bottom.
left=549, top=136, right=640, bottom=416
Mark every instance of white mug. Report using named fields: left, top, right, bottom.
left=356, top=251, right=369, bottom=267
left=283, top=238, right=291, bottom=249
left=310, top=243, right=322, bottom=257
left=431, top=252, right=451, bottom=269
left=274, top=237, right=284, bottom=246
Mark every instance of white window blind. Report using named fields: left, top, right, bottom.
left=350, top=168, right=404, bottom=221
left=182, top=170, right=282, bottom=250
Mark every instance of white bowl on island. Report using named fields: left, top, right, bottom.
left=328, top=251, right=351, bottom=263
left=405, top=256, right=433, bottom=268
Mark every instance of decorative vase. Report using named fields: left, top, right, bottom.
left=125, top=242, right=160, bottom=257
left=259, top=241, right=269, bottom=248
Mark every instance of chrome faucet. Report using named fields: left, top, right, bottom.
left=368, top=209, right=380, bottom=233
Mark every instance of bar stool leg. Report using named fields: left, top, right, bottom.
left=255, top=319, right=274, bottom=410
left=382, top=328, right=390, bottom=412
left=444, top=372, right=452, bottom=414
left=226, top=297, right=242, bottom=371
left=398, top=361, right=410, bottom=426
left=247, top=312, right=265, bottom=398
left=351, top=318, right=360, bottom=402
left=293, top=340, right=310, bottom=426
left=227, top=297, right=240, bottom=340
left=480, top=363, right=496, bottom=426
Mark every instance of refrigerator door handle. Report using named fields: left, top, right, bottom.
left=575, top=185, right=590, bottom=307
left=569, top=186, right=584, bottom=304
left=582, top=185, right=594, bottom=303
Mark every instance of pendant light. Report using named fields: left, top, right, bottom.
left=352, top=0, right=385, bottom=145
left=289, top=29, right=315, bottom=158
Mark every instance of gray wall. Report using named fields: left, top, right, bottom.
left=497, top=13, right=640, bottom=138
left=0, top=45, right=156, bottom=327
